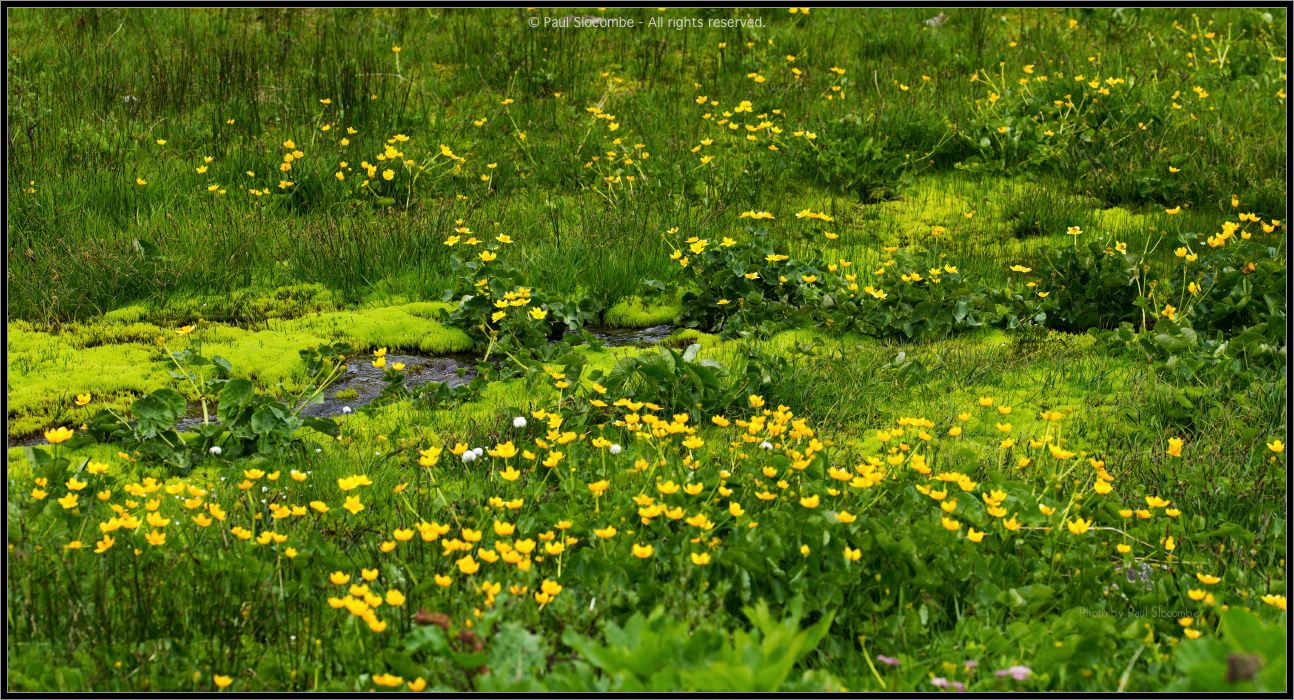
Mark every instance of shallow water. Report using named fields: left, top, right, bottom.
left=581, top=324, right=675, bottom=346
left=171, top=353, right=478, bottom=433
left=297, top=354, right=476, bottom=419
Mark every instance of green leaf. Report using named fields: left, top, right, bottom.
left=250, top=405, right=285, bottom=435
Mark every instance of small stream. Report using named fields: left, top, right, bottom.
left=579, top=324, right=676, bottom=346
left=8, top=325, right=676, bottom=447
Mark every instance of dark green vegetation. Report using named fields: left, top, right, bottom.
left=6, top=7, right=1287, bottom=320
left=5, top=7, right=1288, bottom=694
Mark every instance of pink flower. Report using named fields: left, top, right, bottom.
left=995, top=665, right=1032, bottom=681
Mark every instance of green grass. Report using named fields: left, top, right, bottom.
left=4, top=7, right=1288, bottom=694
left=6, top=7, right=1286, bottom=320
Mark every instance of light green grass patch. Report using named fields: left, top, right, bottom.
left=603, top=296, right=680, bottom=327
left=6, top=326, right=169, bottom=438
left=281, top=303, right=472, bottom=354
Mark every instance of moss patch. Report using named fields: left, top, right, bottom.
left=6, top=326, right=170, bottom=439
left=248, top=283, right=338, bottom=320
left=282, top=303, right=471, bottom=354
left=5, top=301, right=472, bottom=439
left=603, top=296, right=680, bottom=327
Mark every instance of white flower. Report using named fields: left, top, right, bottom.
left=462, top=451, right=478, bottom=463
left=759, top=441, right=774, bottom=450
left=209, top=446, right=223, bottom=455
left=342, top=406, right=353, bottom=414
left=512, top=416, right=527, bottom=428
left=473, top=447, right=485, bottom=458
left=609, top=444, right=622, bottom=455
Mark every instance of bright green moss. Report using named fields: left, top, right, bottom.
left=4, top=301, right=472, bottom=439
left=102, top=305, right=151, bottom=323
left=249, top=283, right=338, bottom=320
left=6, top=326, right=169, bottom=438
left=603, top=296, right=680, bottom=327
left=199, top=327, right=333, bottom=393
left=283, top=303, right=471, bottom=354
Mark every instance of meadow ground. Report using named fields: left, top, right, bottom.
left=4, top=7, right=1288, bottom=692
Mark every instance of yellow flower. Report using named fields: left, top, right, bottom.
left=1268, top=439, right=1285, bottom=454
left=593, top=525, right=617, bottom=539
left=1166, top=437, right=1184, bottom=458
left=632, top=543, right=654, bottom=559
left=1048, top=444, right=1075, bottom=460
left=489, top=441, right=518, bottom=459
left=1066, top=517, right=1093, bottom=535
left=1196, top=573, right=1221, bottom=585
left=44, top=427, right=75, bottom=444
left=214, top=675, right=233, bottom=689
left=691, top=552, right=712, bottom=566
left=74, top=393, right=92, bottom=406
